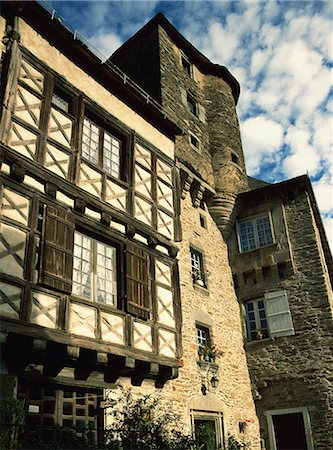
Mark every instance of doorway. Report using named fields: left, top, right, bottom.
left=267, top=408, right=313, bottom=450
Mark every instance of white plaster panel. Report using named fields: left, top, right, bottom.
left=9, top=122, right=37, bottom=160
left=157, top=286, right=175, bottom=328
left=48, top=107, right=72, bottom=148
left=14, top=86, right=42, bottom=128
left=105, top=179, right=127, bottom=212
left=44, top=144, right=70, bottom=179
left=135, top=144, right=151, bottom=169
left=1, top=188, right=29, bottom=226
left=159, top=328, right=176, bottom=358
left=133, top=321, right=152, bottom=352
left=0, top=282, right=22, bottom=320
left=69, top=303, right=96, bottom=338
left=134, top=197, right=152, bottom=226
left=155, top=260, right=172, bottom=286
left=0, top=223, right=26, bottom=279
left=30, top=291, right=58, bottom=329
left=157, top=209, right=174, bottom=240
left=100, top=312, right=125, bottom=344
left=78, top=163, right=102, bottom=198
left=20, top=59, right=44, bottom=93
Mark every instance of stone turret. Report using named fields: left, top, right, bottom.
left=205, top=74, right=249, bottom=239
left=111, top=13, right=249, bottom=239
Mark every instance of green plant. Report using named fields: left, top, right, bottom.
left=0, top=398, right=25, bottom=450
left=198, top=344, right=223, bottom=361
left=104, top=388, right=194, bottom=450
left=227, top=434, right=250, bottom=450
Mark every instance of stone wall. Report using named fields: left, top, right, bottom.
left=237, top=190, right=333, bottom=449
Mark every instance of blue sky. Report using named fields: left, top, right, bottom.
left=49, top=0, right=332, bottom=248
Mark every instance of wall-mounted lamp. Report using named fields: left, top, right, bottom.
left=197, top=360, right=219, bottom=395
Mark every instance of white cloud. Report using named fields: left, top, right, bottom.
left=89, top=31, right=122, bottom=57
left=322, top=216, right=333, bottom=253
left=313, top=175, right=333, bottom=216
left=282, top=125, right=321, bottom=178
left=241, top=116, right=284, bottom=175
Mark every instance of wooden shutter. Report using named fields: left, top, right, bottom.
left=198, top=104, right=206, bottom=123
left=265, top=290, right=295, bottom=338
left=40, top=205, right=74, bottom=293
left=126, top=242, right=150, bottom=319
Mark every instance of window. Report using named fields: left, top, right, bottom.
left=237, top=214, right=274, bottom=252
left=51, top=88, right=72, bottom=113
left=190, top=248, right=206, bottom=287
left=245, top=291, right=295, bottom=341
left=82, top=117, right=121, bottom=179
left=199, top=214, right=207, bottom=229
left=231, top=152, right=239, bottom=165
left=245, top=299, right=269, bottom=341
left=18, top=381, right=101, bottom=439
left=181, top=54, right=193, bottom=78
left=72, top=232, right=117, bottom=305
left=192, top=412, right=224, bottom=450
left=196, top=324, right=211, bottom=353
left=189, top=132, right=200, bottom=152
left=187, top=93, right=198, bottom=116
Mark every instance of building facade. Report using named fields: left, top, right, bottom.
left=0, top=2, right=332, bottom=450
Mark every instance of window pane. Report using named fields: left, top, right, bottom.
left=82, top=118, right=99, bottom=165
left=96, top=242, right=116, bottom=305
left=103, top=132, right=121, bottom=178
left=256, top=216, right=273, bottom=247
left=72, top=232, right=92, bottom=299
left=239, top=221, right=256, bottom=252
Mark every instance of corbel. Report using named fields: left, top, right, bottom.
left=101, top=211, right=112, bottom=226
left=10, top=162, right=25, bottom=183
left=74, top=197, right=86, bottom=214
left=192, top=184, right=205, bottom=208
left=44, top=182, right=57, bottom=198
left=180, top=172, right=193, bottom=199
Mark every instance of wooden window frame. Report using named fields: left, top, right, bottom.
left=245, top=298, right=269, bottom=341
left=81, top=112, right=126, bottom=182
left=180, top=53, right=194, bottom=79
left=195, top=323, right=211, bottom=354
left=190, top=247, right=207, bottom=288
left=72, top=230, right=118, bottom=308
left=191, top=410, right=225, bottom=450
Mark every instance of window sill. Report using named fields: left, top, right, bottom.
left=239, top=242, right=278, bottom=256
left=192, top=282, right=209, bottom=296
left=245, top=337, right=274, bottom=347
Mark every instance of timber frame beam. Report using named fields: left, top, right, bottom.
left=1, top=333, right=180, bottom=387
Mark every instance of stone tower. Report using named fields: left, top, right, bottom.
left=111, top=13, right=249, bottom=239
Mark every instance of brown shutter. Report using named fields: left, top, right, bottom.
left=40, top=205, right=74, bottom=293
left=126, top=242, right=150, bottom=319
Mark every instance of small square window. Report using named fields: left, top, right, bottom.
left=187, top=93, right=198, bottom=116
left=189, top=133, right=200, bottom=152
left=52, top=88, right=72, bottom=113
left=199, top=214, right=207, bottom=229
left=196, top=324, right=211, bottom=353
left=190, top=248, right=206, bottom=287
left=181, top=54, right=193, bottom=78
left=231, top=152, right=239, bottom=164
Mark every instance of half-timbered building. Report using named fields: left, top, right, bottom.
left=1, top=2, right=332, bottom=450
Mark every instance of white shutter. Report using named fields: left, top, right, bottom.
left=198, top=104, right=206, bottom=123
left=180, top=88, right=187, bottom=107
left=265, top=290, right=295, bottom=338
